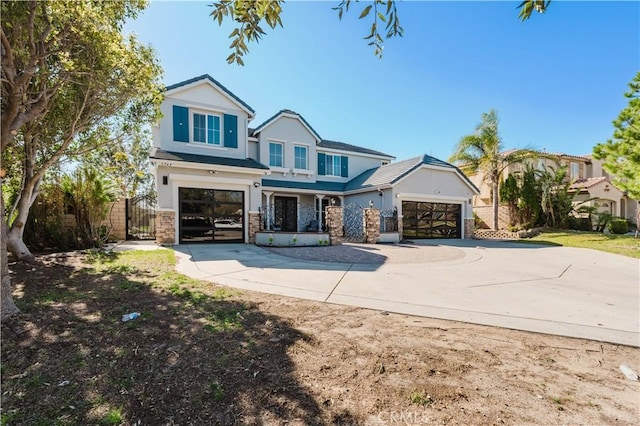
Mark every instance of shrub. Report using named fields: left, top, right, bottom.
left=569, top=217, right=592, bottom=232
left=608, top=219, right=628, bottom=235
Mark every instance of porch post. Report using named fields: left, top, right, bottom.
left=316, top=194, right=325, bottom=232
left=263, top=191, right=273, bottom=230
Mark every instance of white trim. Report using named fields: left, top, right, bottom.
left=396, top=192, right=469, bottom=203
left=165, top=79, right=255, bottom=118
left=156, top=207, right=176, bottom=212
left=268, top=140, right=285, bottom=168
left=393, top=164, right=479, bottom=195
left=191, top=110, right=223, bottom=146
left=317, top=147, right=394, bottom=161
left=152, top=159, right=268, bottom=175
left=293, top=142, right=309, bottom=171
left=260, top=186, right=343, bottom=196
left=169, top=173, right=255, bottom=186
left=254, top=112, right=321, bottom=142
left=186, top=103, right=226, bottom=114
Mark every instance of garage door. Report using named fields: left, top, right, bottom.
left=179, top=188, right=244, bottom=243
left=402, top=201, right=461, bottom=239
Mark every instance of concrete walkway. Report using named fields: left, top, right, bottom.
left=119, top=240, right=640, bottom=347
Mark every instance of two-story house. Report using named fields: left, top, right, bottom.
left=150, top=75, right=479, bottom=244
left=471, top=151, right=638, bottom=229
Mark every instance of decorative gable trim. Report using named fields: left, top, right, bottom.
left=252, top=109, right=322, bottom=142
left=165, top=74, right=255, bottom=118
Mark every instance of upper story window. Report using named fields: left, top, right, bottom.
left=294, top=145, right=308, bottom=170
left=193, top=112, right=221, bottom=145
left=570, top=162, right=580, bottom=180
left=269, top=142, right=284, bottom=167
left=172, top=105, right=238, bottom=148
left=325, top=154, right=342, bottom=176
left=381, top=161, right=389, bottom=166
left=318, top=152, right=348, bottom=177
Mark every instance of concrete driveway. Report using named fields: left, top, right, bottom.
left=168, top=240, right=640, bottom=347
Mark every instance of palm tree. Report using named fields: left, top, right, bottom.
left=449, top=109, right=536, bottom=230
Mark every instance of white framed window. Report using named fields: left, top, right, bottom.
left=325, top=154, right=342, bottom=176
left=294, top=145, right=308, bottom=169
left=570, top=162, right=580, bottom=180
left=381, top=161, right=389, bottom=166
left=192, top=112, right=221, bottom=145
left=269, top=142, right=284, bottom=167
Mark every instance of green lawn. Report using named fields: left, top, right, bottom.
left=518, top=230, right=640, bottom=258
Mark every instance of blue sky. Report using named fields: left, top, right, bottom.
left=125, top=1, right=639, bottom=162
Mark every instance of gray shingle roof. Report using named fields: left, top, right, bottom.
left=165, top=74, right=255, bottom=115
left=318, top=140, right=393, bottom=158
left=151, top=149, right=269, bottom=170
left=252, top=109, right=322, bottom=140
left=345, top=154, right=479, bottom=193
left=261, top=179, right=346, bottom=192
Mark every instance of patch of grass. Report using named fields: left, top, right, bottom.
left=117, top=279, right=146, bottom=292
left=209, top=381, right=224, bottom=401
left=205, top=308, right=243, bottom=332
left=409, top=389, right=434, bottom=407
left=100, top=407, right=124, bottom=425
left=518, top=230, right=639, bottom=258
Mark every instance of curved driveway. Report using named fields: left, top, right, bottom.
left=170, top=240, right=640, bottom=347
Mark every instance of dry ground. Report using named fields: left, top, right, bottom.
left=1, top=249, right=638, bottom=425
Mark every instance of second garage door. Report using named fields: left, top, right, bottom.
left=402, top=201, right=461, bottom=239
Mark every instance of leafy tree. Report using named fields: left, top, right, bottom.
left=1, top=0, right=163, bottom=262
left=210, top=0, right=549, bottom=65
left=449, top=109, right=537, bottom=230
left=500, top=174, right=520, bottom=227
left=0, top=0, right=162, bottom=322
left=593, top=72, right=640, bottom=199
left=538, top=166, right=578, bottom=229
left=518, top=165, right=542, bottom=227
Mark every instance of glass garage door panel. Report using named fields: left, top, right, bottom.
left=402, top=201, right=461, bottom=239
left=179, top=188, right=244, bottom=243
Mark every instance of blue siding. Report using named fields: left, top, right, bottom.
left=173, top=106, right=189, bottom=142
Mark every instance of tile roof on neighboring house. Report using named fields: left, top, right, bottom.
left=318, top=140, right=393, bottom=158
left=501, top=149, right=591, bottom=162
left=151, top=149, right=269, bottom=170
left=261, top=179, right=346, bottom=192
left=252, top=109, right=322, bottom=141
left=569, top=176, right=608, bottom=190
left=345, top=154, right=479, bottom=193
left=165, top=74, right=255, bottom=115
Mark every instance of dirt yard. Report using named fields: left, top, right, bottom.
left=2, top=249, right=638, bottom=425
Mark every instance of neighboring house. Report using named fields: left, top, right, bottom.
left=470, top=151, right=639, bottom=229
left=150, top=74, right=479, bottom=244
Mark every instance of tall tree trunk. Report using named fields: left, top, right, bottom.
left=6, top=175, right=40, bottom=262
left=1, top=184, right=21, bottom=322
left=492, top=182, right=499, bottom=230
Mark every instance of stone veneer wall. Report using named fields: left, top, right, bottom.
left=156, top=210, right=175, bottom=245
left=104, top=199, right=126, bottom=240
left=363, top=208, right=380, bottom=244
left=473, top=205, right=510, bottom=230
left=248, top=212, right=260, bottom=243
left=463, top=218, right=475, bottom=239
left=397, top=215, right=404, bottom=240
left=325, top=206, right=343, bottom=245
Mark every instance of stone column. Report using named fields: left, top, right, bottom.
left=156, top=209, right=175, bottom=245
left=325, top=205, right=343, bottom=245
left=464, top=218, right=475, bottom=239
left=363, top=208, right=380, bottom=244
left=248, top=212, right=260, bottom=243
left=397, top=215, right=403, bottom=240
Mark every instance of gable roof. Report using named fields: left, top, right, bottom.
left=318, top=140, right=393, bottom=158
left=165, top=74, right=255, bottom=116
left=252, top=109, right=322, bottom=141
left=345, top=154, right=479, bottom=193
left=151, top=149, right=269, bottom=170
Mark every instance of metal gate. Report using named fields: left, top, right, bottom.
left=126, top=193, right=157, bottom=240
left=343, top=202, right=365, bottom=243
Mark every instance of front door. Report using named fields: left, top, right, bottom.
left=274, top=196, right=297, bottom=232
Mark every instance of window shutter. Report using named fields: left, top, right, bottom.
left=223, top=114, right=238, bottom=148
left=317, top=153, right=326, bottom=176
left=173, top=105, right=189, bottom=142
left=341, top=156, right=348, bottom=177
